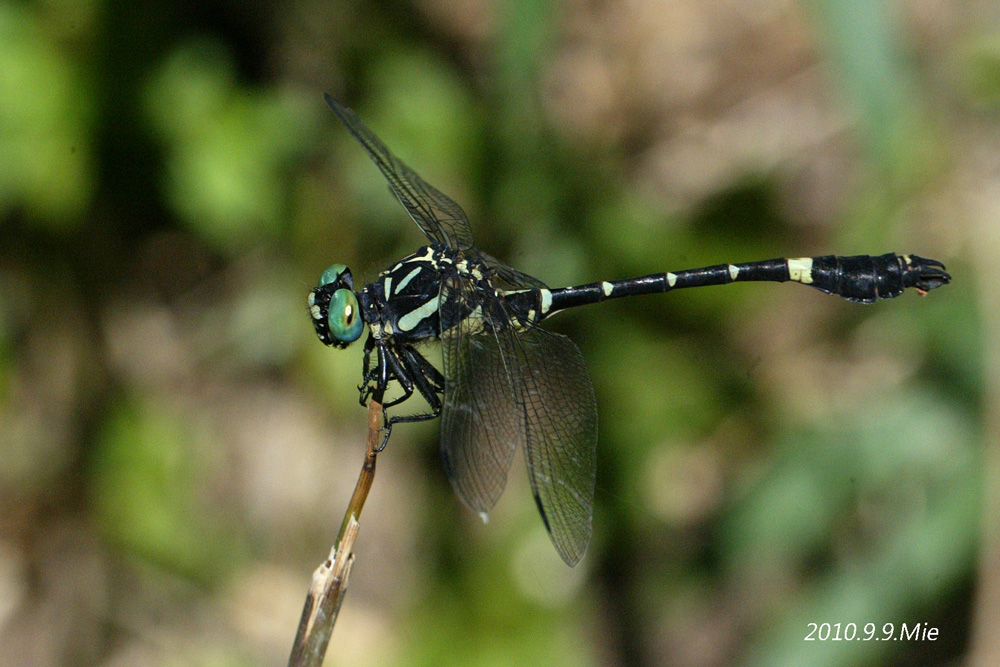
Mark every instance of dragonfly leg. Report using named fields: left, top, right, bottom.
left=375, top=348, right=417, bottom=451
left=359, top=343, right=418, bottom=453
left=359, top=335, right=381, bottom=406
left=408, top=346, right=445, bottom=393
left=400, top=346, right=444, bottom=409
left=374, top=346, right=444, bottom=451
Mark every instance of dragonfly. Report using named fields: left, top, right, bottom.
left=309, top=94, right=951, bottom=566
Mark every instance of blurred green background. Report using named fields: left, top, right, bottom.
left=0, top=0, right=990, bottom=665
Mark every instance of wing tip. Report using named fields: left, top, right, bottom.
left=533, top=494, right=592, bottom=567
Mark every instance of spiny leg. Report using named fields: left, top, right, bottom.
left=355, top=342, right=416, bottom=450
left=408, top=346, right=445, bottom=393
left=386, top=346, right=444, bottom=426
left=375, top=346, right=418, bottom=451
left=359, top=335, right=384, bottom=406
left=372, top=345, right=444, bottom=452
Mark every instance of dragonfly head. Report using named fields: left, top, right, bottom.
left=309, top=264, right=364, bottom=348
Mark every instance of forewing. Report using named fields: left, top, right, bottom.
left=325, top=94, right=475, bottom=250
left=438, top=275, right=523, bottom=515
left=515, top=325, right=597, bottom=566
left=479, top=251, right=548, bottom=290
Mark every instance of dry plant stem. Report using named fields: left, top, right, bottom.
left=287, top=399, right=383, bottom=667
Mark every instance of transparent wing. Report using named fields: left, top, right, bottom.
left=440, top=268, right=597, bottom=566
left=514, top=325, right=597, bottom=566
left=479, top=251, right=548, bottom=290
left=325, top=94, right=475, bottom=251
left=438, top=274, right=523, bottom=515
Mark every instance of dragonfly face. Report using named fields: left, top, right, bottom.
left=309, top=264, right=363, bottom=349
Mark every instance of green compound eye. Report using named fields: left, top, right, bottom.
left=328, top=288, right=363, bottom=344
left=318, top=264, right=350, bottom=288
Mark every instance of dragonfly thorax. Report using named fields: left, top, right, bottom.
left=361, top=245, right=457, bottom=342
